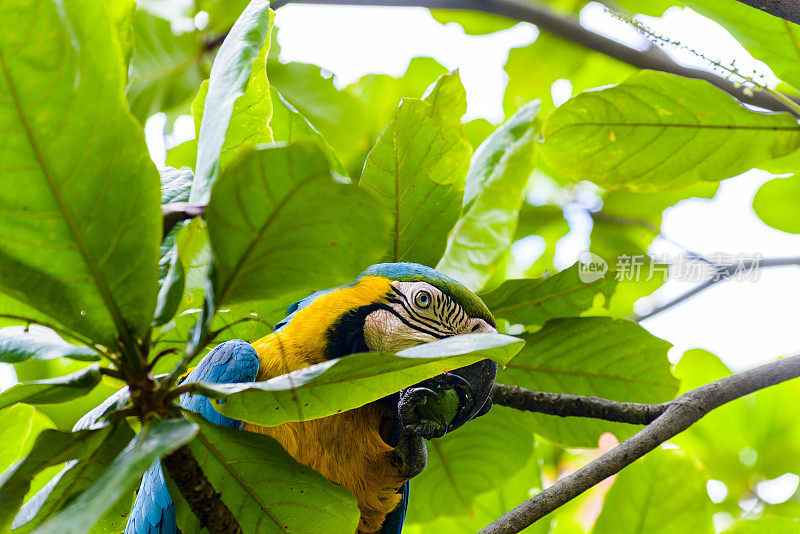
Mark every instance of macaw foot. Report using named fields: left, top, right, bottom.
left=397, top=359, right=498, bottom=441
left=398, top=371, right=475, bottom=440
left=390, top=431, right=427, bottom=480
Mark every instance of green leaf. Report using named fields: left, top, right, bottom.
left=190, top=0, right=272, bottom=204
left=423, top=71, right=467, bottom=123
left=404, top=442, right=549, bottom=533
left=33, top=418, right=198, bottom=534
left=13, top=359, right=119, bottom=431
left=172, top=413, right=359, bottom=533
left=729, top=517, right=800, bottom=534
left=685, top=1, right=800, bottom=91
left=497, top=318, right=677, bottom=446
left=188, top=333, right=523, bottom=427
left=480, top=264, right=616, bottom=328
left=0, top=425, right=113, bottom=531
left=407, top=409, right=534, bottom=522
left=192, top=12, right=274, bottom=177
left=753, top=175, right=800, bottom=233
left=127, top=10, right=207, bottom=121
left=504, top=32, right=634, bottom=116
left=514, top=203, right=570, bottom=277
left=360, top=72, right=472, bottom=265
left=437, top=102, right=540, bottom=290
left=671, top=350, right=800, bottom=499
left=206, top=141, right=390, bottom=306
left=269, top=61, right=370, bottom=169
left=0, top=330, right=98, bottom=364
left=430, top=9, right=517, bottom=34
left=104, top=0, right=136, bottom=72
left=345, top=57, right=448, bottom=144
left=541, top=71, right=800, bottom=191
left=0, top=0, right=162, bottom=348
left=593, top=450, right=713, bottom=534
left=153, top=247, right=186, bottom=327
left=0, top=405, right=53, bottom=476
left=0, top=365, right=102, bottom=409
left=166, top=138, right=198, bottom=169
left=12, top=422, right=135, bottom=531
left=463, top=118, right=497, bottom=149
left=270, top=86, right=346, bottom=175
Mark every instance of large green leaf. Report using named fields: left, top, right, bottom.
left=404, top=443, right=549, bottom=533
left=190, top=0, right=272, bottom=204
left=206, top=141, right=390, bottom=305
left=188, top=333, right=523, bottom=427
left=504, top=32, right=634, bottom=116
left=0, top=404, right=54, bottom=476
left=12, top=422, right=135, bottom=532
left=33, top=418, right=198, bottom=534
left=407, top=409, right=534, bottom=522
left=172, top=413, right=359, bottom=533
left=593, top=450, right=713, bottom=534
left=360, top=72, right=472, bottom=265
left=270, top=86, right=346, bottom=175
left=269, top=61, right=370, bottom=169
left=729, top=517, right=800, bottom=534
left=0, top=330, right=98, bottom=363
left=686, top=1, right=800, bottom=91
left=0, top=0, right=161, bottom=348
left=480, top=264, right=616, bottom=328
left=127, top=10, right=207, bottom=122
left=437, top=101, right=540, bottom=291
left=753, top=175, right=800, bottom=233
left=345, top=56, right=448, bottom=143
left=0, top=425, right=112, bottom=531
left=497, top=317, right=677, bottom=446
left=0, top=365, right=101, bottom=409
left=191, top=10, right=274, bottom=176
left=541, top=71, right=800, bottom=191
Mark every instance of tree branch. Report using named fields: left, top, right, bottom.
left=734, top=0, right=800, bottom=24
left=634, top=256, right=800, bottom=322
left=271, top=0, right=799, bottom=115
left=161, top=445, right=242, bottom=534
left=491, top=384, right=667, bottom=424
left=481, top=353, right=800, bottom=534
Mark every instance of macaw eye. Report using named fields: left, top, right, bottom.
left=414, top=290, right=432, bottom=309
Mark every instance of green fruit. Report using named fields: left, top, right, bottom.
left=417, top=387, right=460, bottom=425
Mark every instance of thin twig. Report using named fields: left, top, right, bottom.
left=270, top=0, right=800, bottom=115
left=481, top=354, right=800, bottom=533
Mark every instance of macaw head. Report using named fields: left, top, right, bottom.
left=274, top=262, right=498, bottom=476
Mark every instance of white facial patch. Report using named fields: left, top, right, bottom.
left=362, top=281, right=493, bottom=352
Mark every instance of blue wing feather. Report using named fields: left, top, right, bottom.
left=380, top=481, right=409, bottom=534
left=125, top=341, right=258, bottom=534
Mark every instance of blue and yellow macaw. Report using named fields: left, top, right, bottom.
left=127, top=263, right=498, bottom=534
